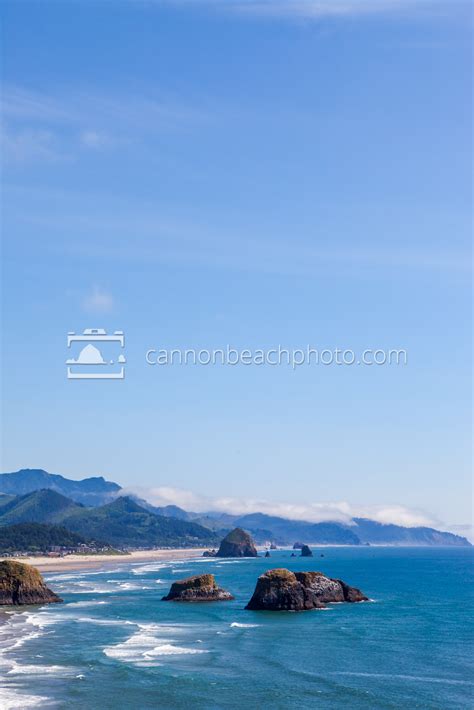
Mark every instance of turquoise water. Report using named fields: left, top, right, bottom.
left=1, top=548, right=473, bottom=709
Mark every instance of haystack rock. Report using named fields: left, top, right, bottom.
left=0, top=560, right=63, bottom=605
left=216, top=528, right=258, bottom=558
left=162, top=574, right=234, bottom=602
left=300, top=545, right=313, bottom=557
left=245, top=568, right=368, bottom=611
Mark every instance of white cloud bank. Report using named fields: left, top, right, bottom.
left=123, top=485, right=439, bottom=528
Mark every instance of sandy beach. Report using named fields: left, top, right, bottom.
left=8, top=548, right=208, bottom=573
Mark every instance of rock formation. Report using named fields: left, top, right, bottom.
left=245, top=568, right=367, bottom=611
left=162, top=573, right=234, bottom=602
left=270, top=543, right=277, bottom=550
left=0, top=560, right=62, bottom=605
left=300, top=544, right=313, bottom=557
left=293, top=542, right=303, bottom=549
left=264, top=551, right=271, bottom=558
left=216, top=528, right=258, bottom=558
left=202, top=549, right=217, bottom=557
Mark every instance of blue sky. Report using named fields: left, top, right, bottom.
left=1, top=1, right=472, bottom=534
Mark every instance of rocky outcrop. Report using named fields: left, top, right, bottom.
left=245, top=569, right=320, bottom=611
left=216, top=528, right=258, bottom=558
left=293, top=542, right=303, bottom=549
left=270, top=543, right=277, bottom=550
left=264, top=551, right=271, bottom=558
left=162, top=574, right=234, bottom=602
left=202, top=549, right=217, bottom=557
left=300, top=545, right=313, bottom=557
left=245, top=568, right=367, bottom=611
left=0, top=560, right=62, bottom=605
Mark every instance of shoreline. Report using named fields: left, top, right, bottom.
left=7, top=548, right=208, bottom=573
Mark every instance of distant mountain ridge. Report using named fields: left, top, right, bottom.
left=0, top=469, right=120, bottom=506
left=0, top=469, right=470, bottom=547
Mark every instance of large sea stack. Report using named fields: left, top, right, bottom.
left=245, top=568, right=367, bottom=611
left=300, top=545, right=313, bottom=557
left=0, top=560, right=63, bottom=605
left=216, top=528, right=258, bottom=558
left=162, top=573, right=234, bottom=602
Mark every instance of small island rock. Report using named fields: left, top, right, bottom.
left=216, top=528, right=258, bottom=558
left=245, top=568, right=368, bottom=611
left=264, top=551, right=271, bottom=558
left=300, top=545, right=313, bottom=557
left=202, top=549, right=217, bottom=557
left=0, top=560, right=62, bottom=606
left=162, top=574, right=234, bottom=602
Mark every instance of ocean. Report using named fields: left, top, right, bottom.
left=1, top=547, right=472, bottom=709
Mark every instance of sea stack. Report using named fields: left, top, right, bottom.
left=216, top=528, right=258, bottom=558
left=0, top=560, right=63, bottom=605
left=245, top=568, right=368, bottom=611
left=300, top=545, right=313, bottom=557
left=162, top=574, right=233, bottom=602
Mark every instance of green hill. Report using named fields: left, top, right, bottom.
left=0, top=490, right=84, bottom=526
left=61, top=497, right=217, bottom=549
left=0, top=523, right=93, bottom=553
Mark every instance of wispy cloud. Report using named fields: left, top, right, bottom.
left=1, top=127, right=66, bottom=163
left=148, top=0, right=429, bottom=21
left=124, top=484, right=440, bottom=528
left=1, top=84, right=210, bottom=164
left=225, top=0, right=417, bottom=20
left=82, top=286, right=115, bottom=314
left=7, top=184, right=470, bottom=275
left=80, top=130, right=112, bottom=149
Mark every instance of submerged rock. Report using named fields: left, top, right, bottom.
left=216, top=528, right=258, bottom=558
left=162, top=574, right=234, bottom=602
left=0, top=560, right=62, bottom=606
left=300, top=545, right=313, bottom=557
left=245, top=568, right=368, bottom=611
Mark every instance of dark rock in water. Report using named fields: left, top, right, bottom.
left=290, top=552, right=296, bottom=557
left=202, top=549, right=217, bottom=557
left=300, top=545, right=313, bottom=557
left=270, top=543, right=277, bottom=550
left=162, top=574, right=233, bottom=602
left=216, top=528, right=258, bottom=558
left=264, top=551, right=271, bottom=558
left=0, top=560, right=62, bottom=605
left=320, top=553, right=325, bottom=557
left=245, top=568, right=368, bottom=611
left=293, top=542, right=303, bottom=549
left=245, top=569, right=319, bottom=611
